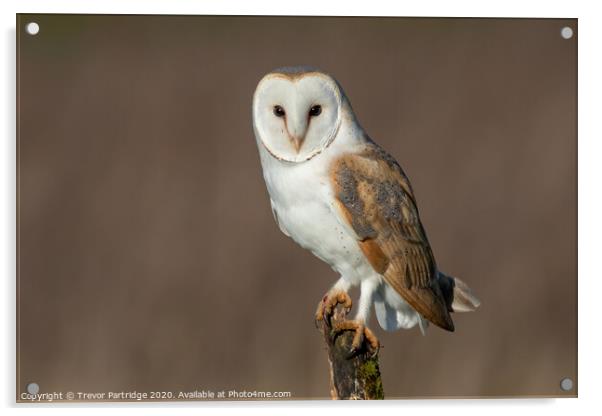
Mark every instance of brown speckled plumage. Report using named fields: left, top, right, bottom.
left=331, top=142, right=455, bottom=331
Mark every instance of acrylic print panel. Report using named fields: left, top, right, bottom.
left=16, top=14, right=577, bottom=402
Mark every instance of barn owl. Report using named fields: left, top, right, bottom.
left=252, top=67, right=480, bottom=354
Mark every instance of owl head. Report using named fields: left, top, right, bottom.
left=252, top=67, right=347, bottom=163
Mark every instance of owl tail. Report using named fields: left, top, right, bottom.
left=438, top=272, right=481, bottom=313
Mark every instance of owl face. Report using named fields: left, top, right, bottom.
left=253, top=71, right=343, bottom=163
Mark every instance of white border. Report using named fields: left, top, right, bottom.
left=2, top=1, right=601, bottom=415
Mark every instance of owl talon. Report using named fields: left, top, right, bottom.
left=315, top=290, right=352, bottom=327
left=332, top=320, right=380, bottom=357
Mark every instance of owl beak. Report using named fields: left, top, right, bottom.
left=287, top=117, right=308, bottom=153
left=290, top=135, right=305, bottom=153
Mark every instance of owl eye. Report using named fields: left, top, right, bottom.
left=309, top=105, right=322, bottom=117
left=273, top=105, right=286, bottom=117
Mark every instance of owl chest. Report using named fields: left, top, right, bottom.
left=264, top=163, right=365, bottom=273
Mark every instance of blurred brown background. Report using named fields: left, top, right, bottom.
left=17, top=15, right=577, bottom=400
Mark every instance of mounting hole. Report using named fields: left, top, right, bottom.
left=560, top=377, right=574, bottom=391
left=26, top=382, right=40, bottom=395
left=560, top=26, right=573, bottom=40
left=25, top=22, right=40, bottom=36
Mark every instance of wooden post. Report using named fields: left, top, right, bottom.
left=317, top=303, right=384, bottom=400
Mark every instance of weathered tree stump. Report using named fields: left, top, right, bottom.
left=317, top=304, right=384, bottom=400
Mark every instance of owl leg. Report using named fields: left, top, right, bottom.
left=332, top=277, right=380, bottom=356
left=315, top=277, right=352, bottom=327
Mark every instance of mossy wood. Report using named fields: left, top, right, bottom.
left=318, top=306, right=384, bottom=400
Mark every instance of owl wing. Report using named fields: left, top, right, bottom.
left=330, top=143, right=454, bottom=331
